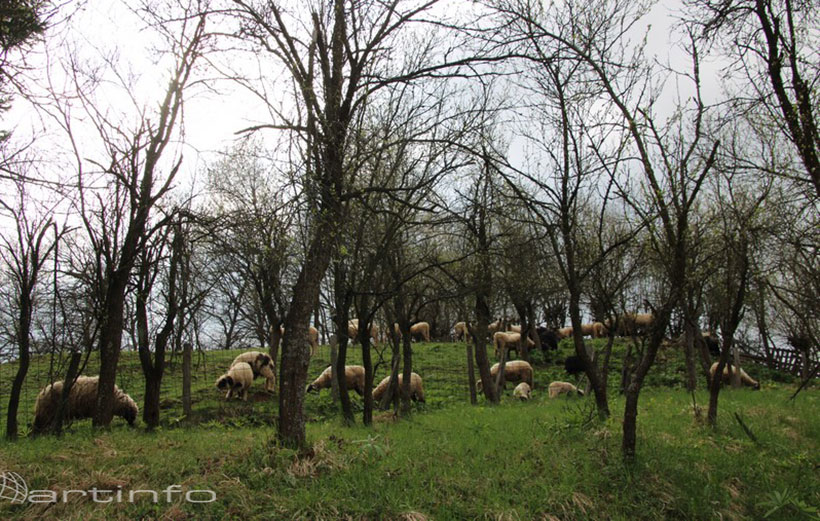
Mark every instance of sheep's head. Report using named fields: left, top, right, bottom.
left=576, top=388, right=585, bottom=396
left=752, top=381, right=761, bottom=391
left=256, top=353, right=272, bottom=368
left=305, top=383, right=317, bottom=393
left=216, top=375, right=234, bottom=390
left=116, top=394, right=139, bottom=426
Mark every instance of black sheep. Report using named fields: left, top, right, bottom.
left=564, top=355, right=586, bottom=376
left=536, top=326, right=559, bottom=352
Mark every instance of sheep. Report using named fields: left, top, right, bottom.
left=231, top=351, right=276, bottom=392
left=564, top=355, right=586, bottom=377
left=618, top=313, right=654, bottom=336
left=279, top=326, right=321, bottom=357
left=216, top=362, right=254, bottom=400
left=535, top=326, right=559, bottom=352
left=306, top=365, right=366, bottom=395
left=513, top=382, right=532, bottom=401
left=709, top=362, right=761, bottom=390
left=580, top=322, right=606, bottom=338
left=409, top=321, right=431, bottom=342
left=478, top=360, right=534, bottom=391
left=509, top=324, right=522, bottom=333
left=493, top=331, right=536, bottom=358
left=372, top=372, right=425, bottom=403
left=488, top=320, right=502, bottom=336
left=454, top=321, right=472, bottom=342
left=548, top=381, right=584, bottom=398
left=33, top=376, right=138, bottom=432
left=556, top=326, right=573, bottom=339
left=348, top=319, right=379, bottom=345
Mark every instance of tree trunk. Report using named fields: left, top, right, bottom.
left=400, top=322, right=413, bottom=416
left=93, top=276, right=129, bottom=427
left=182, top=341, right=192, bottom=418
left=278, top=209, right=337, bottom=448
left=466, top=341, right=477, bottom=405
left=50, top=350, right=82, bottom=436
left=6, top=286, right=32, bottom=439
left=143, top=375, right=162, bottom=428
left=683, top=322, right=698, bottom=392
left=329, top=335, right=339, bottom=401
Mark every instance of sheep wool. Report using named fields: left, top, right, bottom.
left=231, top=351, right=275, bottom=392
left=306, top=365, right=366, bottom=395
left=513, top=382, right=532, bottom=401
left=216, top=362, right=254, bottom=400
left=479, top=360, right=534, bottom=391
left=709, top=362, right=761, bottom=390
left=493, top=331, right=536, bottom=358
left=548, top=381, right=584, bottom=398
left=372, top=372, right=425, bottom=403
left=33, top=376, right=138, bottom=432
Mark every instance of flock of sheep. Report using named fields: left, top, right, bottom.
left=29, top=313, right=760, bottom=431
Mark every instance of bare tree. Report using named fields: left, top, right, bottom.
left=689, top=0, right=820, bottom=198
left=0, top=179, right=63, bottom=439
left=33, top=7, right=208, bottom=427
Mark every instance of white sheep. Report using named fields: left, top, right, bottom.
left=216, top=362, right=254, bottom=400
left=478, top=360, right=534, bottom=391
left=306, top=365, right=366, bottom=395
left=372, top=372, right=425, bottom=403
left=453, top=321, right=471, bottom=342
left=709, top=362, right=761, bottom=390
left=33, top=376, right=139, bottom=432
left=409, top=322, right=431, bottom=342
left=348, top=319, right=379, bottom=345
left=492, top=331, right=535, bottom=358
left=548, top=381, right=584, bottom=398
left=513, top=382, right=532, bottom=401
left=231, top=351, right=276, bottom=392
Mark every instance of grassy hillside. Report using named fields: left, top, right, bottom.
left=1, top=339, right=817, bottom=520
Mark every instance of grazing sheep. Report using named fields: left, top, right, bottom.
left=372, top=372, right=425, bottom=402
left=216, top=362, right=254, bottom=400
left=536, top=326, right=559, bottom=352
left=509, top=324, right=522, bottom=333
left=564, top=355, right=586, bottom=376
left=580, top=322, right=606, bottom=338
left=306, top=365, right=366, bottom=395
left=454, top=321, right=472, bottom=342
left=348, top=319, right=379, bottom=345
left=493, top=331, right=536, bottom=358
left=618, top=313, right=654, bottom=336
left=513, top=382, right=532, bottom=401
left=410, top=322, right=431, bottom=342
left=548, top=381, right=584, bottom=398
left=709, top=362, right=761, bottom=390
left=232, top=351, right=276, bottom=392
left=478, top=360, right=534, bottom=391
left=33, top=376, right=139, bottom=432
left=556, top=326, right=573, bottom=339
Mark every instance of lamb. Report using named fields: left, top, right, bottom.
left=493, top=331, right=536, bottom=358
left=709, top=362, right=761, bottom=390
left=33, top=376, right=138, bottom=432
left=548, top=381, right=584, bottom=398
left=478, top=360, right=534, bottom=391
left=231, top=351, right=276, bottom=392
left=216, top=362, right=254, bottom=400
left=409, top=321, right=431, bottom=342
left=372, top=372, right=425, bottom=402
left=306, top=365, right=366, bottom=395
left=454, top=321, right=472, bottom=342
left=513, top=382, right=532, bottom=401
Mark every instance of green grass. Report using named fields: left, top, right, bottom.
left=1, top=339, right=818, bottom=520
